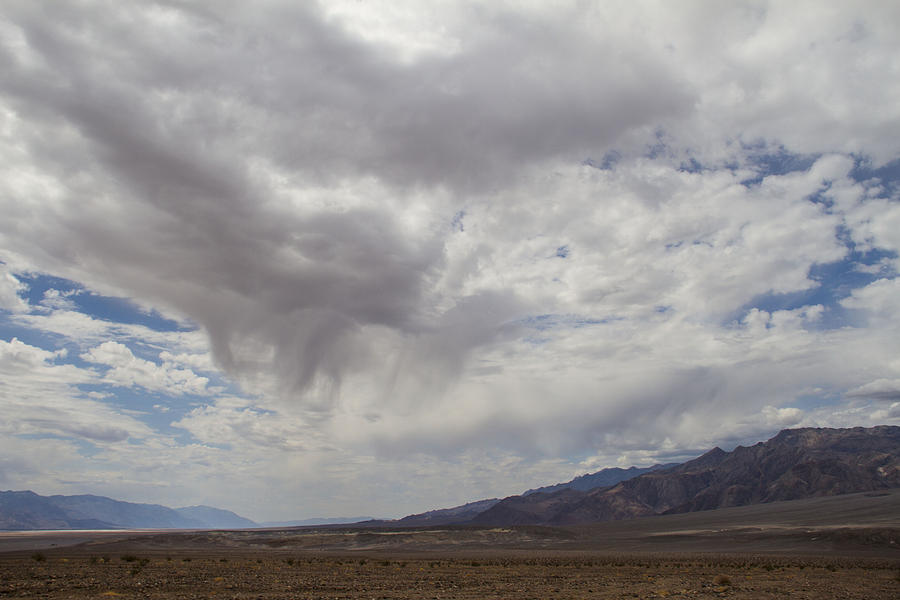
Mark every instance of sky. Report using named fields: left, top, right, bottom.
left=1, top=0, right=899, bottom=522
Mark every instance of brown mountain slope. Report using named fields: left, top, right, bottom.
left=394, top=498, right=500, bottom=526
left=472, top=426, right=900, bottom=526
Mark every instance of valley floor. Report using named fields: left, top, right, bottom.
left=1, top=552, right=898, bottom=599
left=1, top=490, right=897, bottom=598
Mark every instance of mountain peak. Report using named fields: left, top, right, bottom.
left=464, top=426, right=900, bottom=527
left=523, top=464, right=674, bottom=496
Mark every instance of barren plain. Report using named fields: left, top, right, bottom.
left=1, top=490, right=897, bottom=598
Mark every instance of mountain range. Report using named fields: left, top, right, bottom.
left=0, top=491, right=255, bottom=531
left=0, top=453, right=676, bottom=530
left=469, top=425, right=899, bottom=525
left=3, top=426, right=897, bottom=530
left=0, top=492, right=378, bottom=531
left=389, top=463, right=677, bottom=526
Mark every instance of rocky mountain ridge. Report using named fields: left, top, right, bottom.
left=366, top=464, right=677, bottom=527
left=523, top=463, right=675, bottom=496
left=470, top=426, right=900, bottom=525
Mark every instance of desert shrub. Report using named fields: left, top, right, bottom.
left=713, top=574, right=731, bottom=586
left=120, top=554, right=139, bottom=563
left=219, top=557, right=228, bottom=563
left=182, top=557, right=191, bottom=562
left=31, top=552, right=46, bottom=562
left=284, top=558, right=294, bottom=566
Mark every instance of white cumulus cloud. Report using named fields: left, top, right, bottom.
left=81, top=341, right=211, bottom=396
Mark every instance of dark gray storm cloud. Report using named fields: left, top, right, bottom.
left=0, top=0, right=693, bottom=403
left=2, top=1, right=692, bottom=190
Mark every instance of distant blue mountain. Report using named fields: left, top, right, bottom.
left=0, top=490, right=258, bottom=530
left=0, top=491, right=114, bottom=530
left=175, top=505, right=257, bottom=529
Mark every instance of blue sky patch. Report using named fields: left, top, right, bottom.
left=678, top=157, right=704, bottom=173
left=451, top=210, right=466, bottom=232
left=732, top=244, right=895, bottom=329
left=15, top=272, right=187, bottom=332
left=740, top=146, right=819, bottom=187
left=518, top=313, right=617, bottom=332
left=583, top=150, right=621, bottom=170
left=851, top=156, right=900, bottom=195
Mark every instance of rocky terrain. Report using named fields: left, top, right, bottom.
left=471, top=426, right=900, bottom=525
left=392, top=499, right=501, bottom=527
left=523, top=463, right=675, bottom=495
left=1, top=552, right=897, bottom=600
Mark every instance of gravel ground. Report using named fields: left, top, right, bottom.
left=2, top=553, right=898, bottom=599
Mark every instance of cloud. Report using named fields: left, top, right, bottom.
left=81, top=341, right=211, bottom=396
left=172, top=401, right=311, bottom=452
left=38, top=288, right=80, bottom=311
left=1, top=1, right=895, bottom=409
left=0, top=337, right=151, bottom=442
left=650, top=1, right=900, bottom=164
left=10, top=301, right=211, bottom=354
left=0, top=1, right=899, bottom=517
left=846, top=379, right=900, bottom=402
left=0, top=264, right=27, bottom=312
left=842, top=277, right=900, bottom=323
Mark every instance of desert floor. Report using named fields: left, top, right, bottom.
left=1, top=491, right=897, bottom=598
left=1, top=551, right=898, bottom=599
